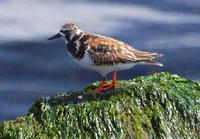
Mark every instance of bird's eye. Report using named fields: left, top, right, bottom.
left=60, top=30, right=65, bottom=33
left=60, top=30, right=71, bottom=33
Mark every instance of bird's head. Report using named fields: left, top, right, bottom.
left=47, top=23, right=82, bottom=42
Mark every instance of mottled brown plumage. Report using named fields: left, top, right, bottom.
left=48, top=23, right=163, bottom=93
left=78, top=32, right=163, bottom=66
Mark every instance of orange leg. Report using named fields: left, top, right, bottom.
left=89, top=77, right=107, bottom=94
left=103, top=69, right=117, bottom=91
left=89, top=70, right=117, bottom=94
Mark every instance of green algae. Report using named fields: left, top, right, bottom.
left=0, top=72, right=199, bottom=139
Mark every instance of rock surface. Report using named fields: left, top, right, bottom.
left=0, top=72, right=200, bottom=139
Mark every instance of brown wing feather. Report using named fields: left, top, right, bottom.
left=130, top=49, right=163, bottom=67
left=131, top=48, right=163, bottom=60
left=81, top=33, right=163, bottom=66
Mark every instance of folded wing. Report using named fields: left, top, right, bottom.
left=82, top=33, right=163, bottom=66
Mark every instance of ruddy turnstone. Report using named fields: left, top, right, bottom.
left=48, top=23, right=163, bottom=93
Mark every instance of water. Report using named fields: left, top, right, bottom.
left=0, top=0, right=200, bottom=121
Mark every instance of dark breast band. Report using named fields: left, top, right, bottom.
left=66, top=33, right=88, bottom=60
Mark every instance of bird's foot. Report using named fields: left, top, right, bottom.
left=89, top=82, right=116, bottom=94
left=89, top=85, right=105, bottom=94
left=103, top=81, right=116, bottom=91
left=88, top=81, right=108, bottom=94
left=89, top=70, right=117, bottom=94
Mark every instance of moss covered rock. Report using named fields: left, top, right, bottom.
left=0, top=72, right=200, bottom=139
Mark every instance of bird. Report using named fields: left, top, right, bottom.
left=47, top=23, right=163, bottom=93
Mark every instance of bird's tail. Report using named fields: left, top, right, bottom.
left=135, top=52, right=163, bottom=67
left=143, top=60, right=163, bottom=67
left=134, top=51, right=163, bottom=60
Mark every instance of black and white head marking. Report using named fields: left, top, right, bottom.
left=58, top=23, right=83, bottom=43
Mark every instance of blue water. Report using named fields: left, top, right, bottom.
left=0, top=0, right=200, bottom=121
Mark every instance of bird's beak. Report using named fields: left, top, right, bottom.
left=47, top=33, right=61, bottom=40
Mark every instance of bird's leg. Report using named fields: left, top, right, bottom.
left=103, top=69, right=117, bottom=91
left=89, top=70, right=117, bottom=93
left=89, top=77, right=107, bottom=94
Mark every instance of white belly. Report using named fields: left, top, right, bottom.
left=71, top=52, right=136, bottom=76
left=89, top=63, right=136, bottom=76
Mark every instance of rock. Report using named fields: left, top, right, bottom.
left=0, top=72, right=199, bottom=139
